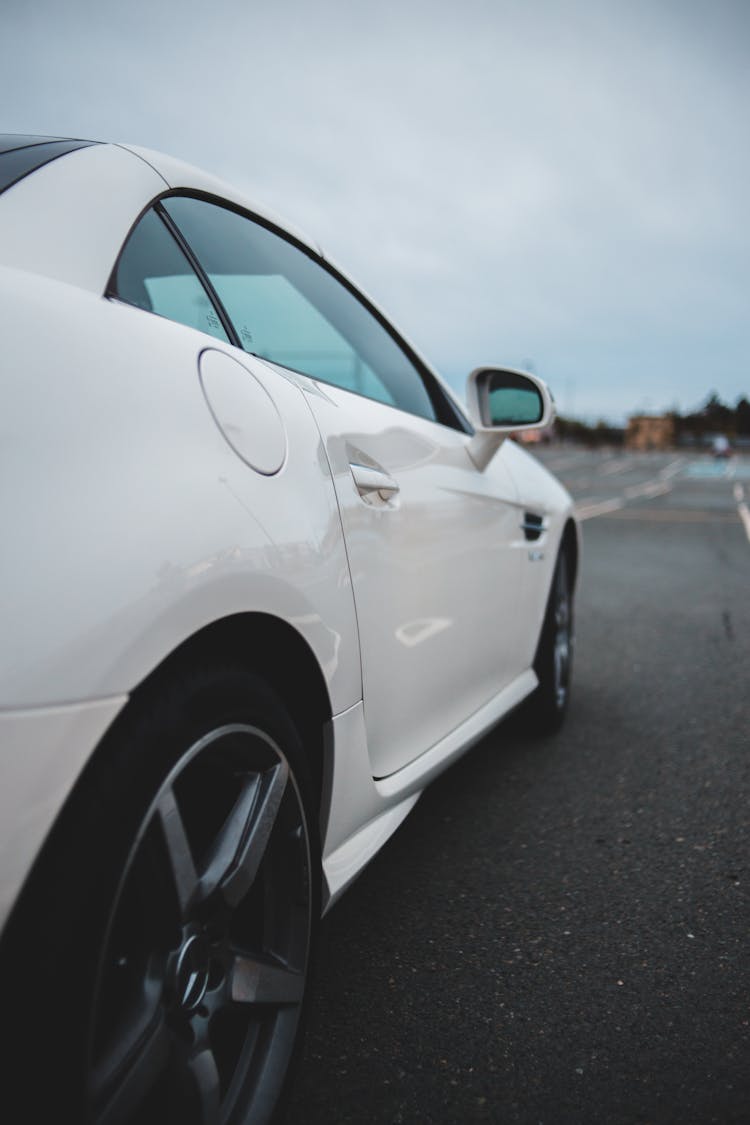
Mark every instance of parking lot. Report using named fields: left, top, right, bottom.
left=288, top=447, right=750, bottom=1124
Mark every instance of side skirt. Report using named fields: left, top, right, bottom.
left=320, top=668, right=537, bottom=909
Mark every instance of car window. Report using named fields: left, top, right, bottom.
left=112, top=208, right=229, bottom=342
left=161, top=196, right=438, bottom=421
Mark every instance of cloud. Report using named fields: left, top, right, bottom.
left=2, top=0, right=749, bottom=418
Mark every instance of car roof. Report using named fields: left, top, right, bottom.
left=0, top=134, right=320, bottom=253
left=0, top=136, right=323, bottom=296
left=0, top=134, right=472, bottom=430
left=118, top=143, right=321, bottom=255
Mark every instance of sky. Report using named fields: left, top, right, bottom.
left=2, top=0, right=749, bottom=422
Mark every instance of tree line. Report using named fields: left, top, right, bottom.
left=674, top=392, right=750, bottom=440
left=554, top=391, right=750, bottom=446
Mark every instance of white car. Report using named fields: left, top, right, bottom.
left=0, top=135, right=578, bottom=1124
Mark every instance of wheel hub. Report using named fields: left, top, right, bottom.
left=173, top=933, right=211, bottom=1012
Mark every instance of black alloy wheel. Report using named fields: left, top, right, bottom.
left=526, top=547, right=574, bottom=733
left=4, top=665, right=318, bottom=1125
left=550, top=552, right=573, bottom=712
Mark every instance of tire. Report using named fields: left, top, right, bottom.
left=3, top=663, right=319, bottom=1125
left=525, top=546, right=574, bottom=734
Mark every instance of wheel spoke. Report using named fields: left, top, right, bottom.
left=229, top=953, right=305, bottom=1006
left=91, top=995, right=170, bottom=1125
left=156, top=786, right=199, bottom=918
left=187, top=1048, right=222, bottom=1125
left=199, top=762, right=288, bottom=908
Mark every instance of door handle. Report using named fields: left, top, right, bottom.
left=349, top=463, right=400, bottom=503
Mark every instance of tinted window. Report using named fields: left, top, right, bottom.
left=0, top=135, right=67, bottom=153
left=0, top=139, right=98, bottom=196
left=162, top=196, right=437, bottom=421
left=112, top=208, right=229, bottom=342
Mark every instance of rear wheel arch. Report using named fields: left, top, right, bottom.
left=2, top=613, right=332, bottom=1121
left=4, top=613, right=332, bottom=933
left=128, top=612, right=333, bottom=813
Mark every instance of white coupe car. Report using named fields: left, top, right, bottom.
left=0, top=135, right=578, bottom=1124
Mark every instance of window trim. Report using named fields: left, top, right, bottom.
left=108, top=188, right=472, bottom=434
left=153, top=203, right=241, bottom=348
left=106, top=205, right=232, bottom=344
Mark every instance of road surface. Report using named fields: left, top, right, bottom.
left=288, top=447, right=750, bottom=1125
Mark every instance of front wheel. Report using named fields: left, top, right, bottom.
left=525, top=547, right=574, bottom=734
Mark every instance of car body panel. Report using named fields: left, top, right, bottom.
left=501, top=438, right=579, bottom=669
left=0, top=265, right=361, bottom=714
left=0, top=696, right=127, bottom=930
left=0, top=143, right=166, bottom=294
left=303, top=379, right=530, bottom=777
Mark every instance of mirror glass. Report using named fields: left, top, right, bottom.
left=487, top=371, right=543, bottom=426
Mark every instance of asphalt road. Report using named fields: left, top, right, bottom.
left=287, top=447, right=750, bottom=1125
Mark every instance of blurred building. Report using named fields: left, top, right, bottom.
left=625, top=413, right=676, bottom=451
left=518, top=425, right=555, bottom=444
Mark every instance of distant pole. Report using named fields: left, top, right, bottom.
left=565, top=378, right=576, bottom=418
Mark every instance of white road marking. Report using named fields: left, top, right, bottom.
left=599, top=458, right=630, bottom=475
left=738, top=502, right=750, bottom=543
left=728, top=481, right=750, bottom=543
left=659, top=458, right=686, bottom=480
left=575, top=473, right=672, bottom=521
left=562, top=453, right=750, bottom=531
left=575, top=497, right=626, bottom=521
left=603, top=508, right=738, bottom=523
left=623, top=480, right=673, bottom=500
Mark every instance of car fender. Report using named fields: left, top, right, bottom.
left=0, top=267, right=361, bottom=713
left=499, top=438, right=579, bottom=668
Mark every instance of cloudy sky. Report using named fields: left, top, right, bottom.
left=3, top=0, right=749, bottom=421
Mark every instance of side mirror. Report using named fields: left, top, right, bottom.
left=465, top=366, right=555, bottom=470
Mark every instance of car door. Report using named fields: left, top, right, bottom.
left=304, top=384, right=525, bottom=778
left=159, top=195, right=526, bottom=777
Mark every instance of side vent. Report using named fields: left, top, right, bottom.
left=521, top=512, right=544, bottom=542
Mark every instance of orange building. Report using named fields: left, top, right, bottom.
left=625, top=414, right=676, bottom=451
